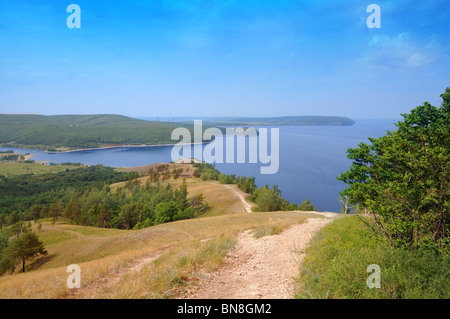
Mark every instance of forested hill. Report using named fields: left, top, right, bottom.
left=0, top=114, right=195, bottom=151
left=0, top=114, right=354, bottom=151
left=204, top=116, right=355, bottom=127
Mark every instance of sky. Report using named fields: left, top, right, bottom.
left=0, top=0, right=449, bottom=119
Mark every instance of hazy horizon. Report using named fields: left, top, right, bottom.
left=0, top=112, right=402, bottom=123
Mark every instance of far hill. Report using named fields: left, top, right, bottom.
left=0, top=114, right=196, bottom=151
left=204, top=116, right=355, bottom=127
left=0, top=114, right=354, bottom=151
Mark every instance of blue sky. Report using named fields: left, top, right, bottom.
left=0, top=0, right=449, bottom=119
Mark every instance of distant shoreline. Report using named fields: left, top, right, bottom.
left=45, top=141, right=209, bottom=154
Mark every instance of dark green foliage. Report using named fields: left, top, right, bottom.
left=193, top=163, right=316, bottom=212
left=0, top=230, right=15, bottom=275
left=6, top=212, right=19, bottom=226
left=297, top=216, right=449, bottom=299
left=193, top=163, right=221, bottom=181
left=235, top=176, right=257, bottom=194
left=297, top=199, right=317, bottom=211
left=218, top=174, right=236, bottom=184
left=204, top=116, right=355, bottom=127
left=249, top=185, right=289, bottom=212
left=154, top=201, right=180, bottom=224
left=62, top=180, right=207, bottom=229
left=337, top=88, right=450, bottom=254
left=0, top=214, right=6, bottom=229
left=193, top=163, right=257, bottom=195
left=0, top=223, right=47, bottom=274
left=0, top=154, right=20, bottom=161
left=0, top=164, right=136, bottom=217
left=64, top=197, right=81, bottom=224
left=0, top=114, right=198, bottom=150
left=30, top=204, right=41, bottom=223
left=189, top=193, right=209, bottom=215
left=0, top=162, right=208, bottom=230
left=8, top=221, right=32, bottom=238
left=174, top=206, right=195, bottom=221
left=113, top=183, right=208, bottom=230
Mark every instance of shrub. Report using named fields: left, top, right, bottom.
left=338, top=88, right=450, bottom=253
left=295, top=216, right=450, bottom=299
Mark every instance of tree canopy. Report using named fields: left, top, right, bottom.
left=0, top=223, right=47, bottom=274
left=338, top=88, right=450, bottom=254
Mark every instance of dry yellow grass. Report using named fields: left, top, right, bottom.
left=0, top=162, right=331, bottom=299
left=0, top=211, right=321, bottom=298
left=112, top=164, right=252, bottom=216
left=115, top=162, right=194, bottom=177
left=0, top=162, right=80, bottom=177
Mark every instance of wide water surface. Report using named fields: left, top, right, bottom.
left=0, top=119, right=398, bottom=212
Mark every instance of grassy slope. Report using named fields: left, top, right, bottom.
left=2, top=163, right=446, bottom=299
left=115, top=163, right=255, bottom=216
left=0, top=213, right=316, bottom=298
left=0, top=114, right=194, bottom=150
left=295, top=216, right=449, bottom=299
left=0, top=162, right=80, bottom=177
left=0, top=165, right=322, bottom=298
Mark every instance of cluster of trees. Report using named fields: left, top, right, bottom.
left=0, top=154, right=23, bottom=162
left=0, top=165, right=137, bottom=220
left=0, top=162, right=210, bottom=231
left=0, top=150, right=29, bottom=162
left=338, top=88, right=450, bottom=254
left=193, top=163, right=317, bottom=212
left=207, top=116, right=355, bottom=127
left=249, top=186, right=316, bottom=212
left=146, top=165, right=184, bottom=183
left=0, top=179, right=209, bottom=231
left=0, top=222, right=47, bottom=275
left=60, top=179, right=208, bottom=229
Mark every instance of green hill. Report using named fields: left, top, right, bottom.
left=204, top=116, right=355, bottom=127
left=0, top=114, right=195, bottom=151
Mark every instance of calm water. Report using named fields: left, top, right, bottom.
left=0, top=119, right=398, bottom=212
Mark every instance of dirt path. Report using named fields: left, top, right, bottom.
left=42, top=225, right=85, bottom=238
left=223, top=185, right=253, bottom=213
left=185, top=217, right=333, bottom=299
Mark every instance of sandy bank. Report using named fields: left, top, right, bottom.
left=46, top=142, right=209, bottom=154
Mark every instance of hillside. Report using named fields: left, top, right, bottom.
left=0, top=161, right=447, bottom=299
left=203, top=115, right=355, bottom=127
left=0, top=114, right=354, bottom=151
left=0, top=162, right=335, bottom=298
left=0, top=114, right=196, bottom=151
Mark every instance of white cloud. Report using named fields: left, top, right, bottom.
left=407, top=52, right=435, bottom=68
left=363, top=32, right=443, bottom=68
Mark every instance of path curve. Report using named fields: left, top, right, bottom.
left=223, top=185, right=253, bottom=213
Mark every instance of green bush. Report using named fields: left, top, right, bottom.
left=338, top=88, right=450, bottom=252
left=297, top=199, right=317, bottom=211
left=249, top=184, right=289, bottom=212
left=296, top=216, right=450, bottom=299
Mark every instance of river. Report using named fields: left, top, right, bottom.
left=0, top=119, right=398, bottom=212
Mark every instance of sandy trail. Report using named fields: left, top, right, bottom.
left=184, top=217, right=333, bottom=299
left=223, top=185, right=253, bottom=213
left=41, top=225, right=85, bottom=238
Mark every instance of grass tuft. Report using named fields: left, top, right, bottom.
left=294, top=216, right=450, bottom=299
